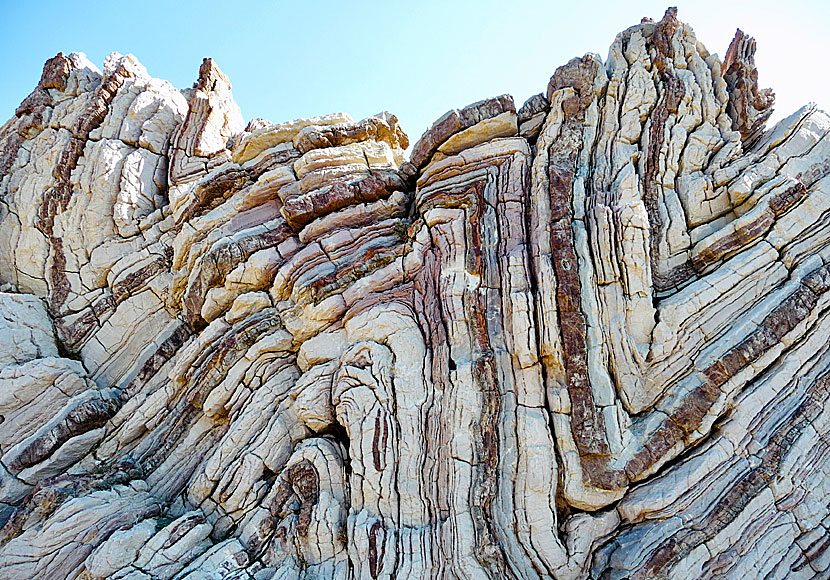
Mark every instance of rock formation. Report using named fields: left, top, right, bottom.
left=0, top=8, right=829, bottom=579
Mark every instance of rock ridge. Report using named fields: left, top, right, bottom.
left=0, top=7, right=828, bottom=580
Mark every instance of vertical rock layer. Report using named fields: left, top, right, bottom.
left=0, top=8, right=828, bottom=580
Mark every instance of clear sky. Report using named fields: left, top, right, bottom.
left=1, top=0, right=828, bottom=146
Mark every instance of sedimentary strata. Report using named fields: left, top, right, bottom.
left=0, top=8, right=829, bottom=579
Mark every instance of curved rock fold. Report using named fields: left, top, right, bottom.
left=0, top=8, right=828, bottom=579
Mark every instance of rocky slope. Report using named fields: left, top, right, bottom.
left=0, top=8, right=829, bottom=579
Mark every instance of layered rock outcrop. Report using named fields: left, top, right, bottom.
left=0, top=8, right=829, bottom=579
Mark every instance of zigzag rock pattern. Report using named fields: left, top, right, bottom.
left=0, top=8, right=829, bottom=579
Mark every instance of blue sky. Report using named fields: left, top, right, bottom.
left=1, top=0, right=828, bottom=145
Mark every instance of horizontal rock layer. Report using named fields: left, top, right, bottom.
left=0, top=8, right=828, bottom=580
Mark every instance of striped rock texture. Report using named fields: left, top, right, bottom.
left=0, top=8, right=829, bottom=580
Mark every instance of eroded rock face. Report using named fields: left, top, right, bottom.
left=0, top=9, right=828, bottom=579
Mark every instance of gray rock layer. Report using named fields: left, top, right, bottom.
left=0, top=8, right=828, bottom=580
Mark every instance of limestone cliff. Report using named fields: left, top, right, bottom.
left=0, top=8, right=829, bottom=579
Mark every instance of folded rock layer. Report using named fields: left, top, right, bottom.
left=0, top=8, right=828, bottom=580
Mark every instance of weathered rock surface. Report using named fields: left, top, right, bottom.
left=0, top=8, right=828, bottom=579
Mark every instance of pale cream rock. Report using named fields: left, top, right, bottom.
left=232, top=112, right=352, bottom=165
left=435, top=111, right=518, bottom=158
left=225, top=290, right=272, bottom=324
left=0, top=13, right=828, bottom=580
left=0, top=483, right=160, bottom=579
left=0, top=293, right=57, bottom=365
left=0, top=358, right=90, bottom=449
left=83, top=518, right=157, bottom=577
